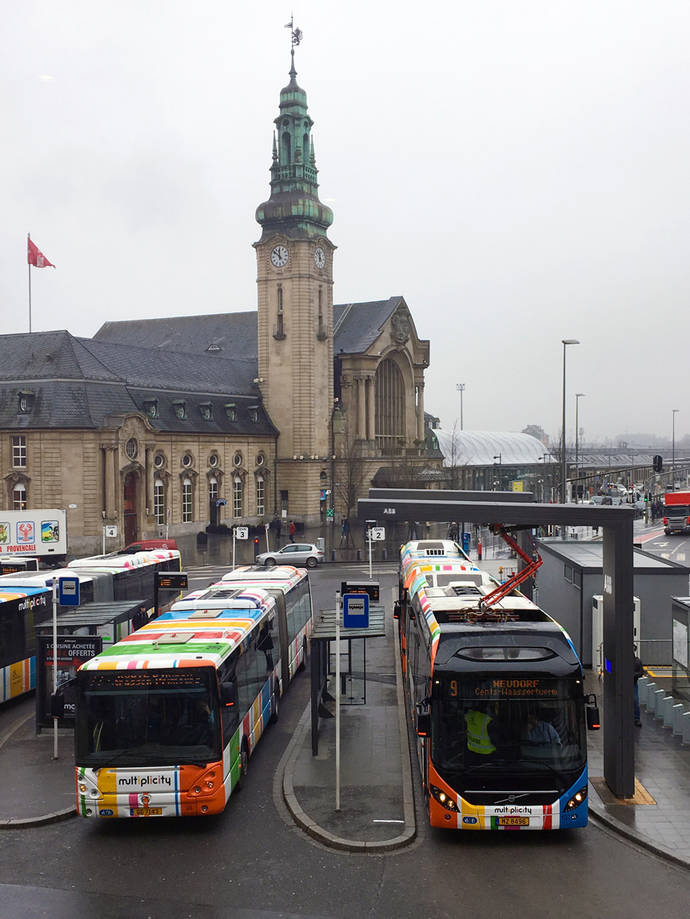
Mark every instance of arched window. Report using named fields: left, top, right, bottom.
left=375, top=358, right=406, bottom=452
left=182, top=477, right=193, bottom=523
left=13, top=482, right=27, bottom=510
left=303, top=133, right=310, bottom=162
left=208, top=475, right=218, bottom=506
left=153, top=478, right=166, bottom=526
left=256, top=475, right=265, bottom=517
left=233, top=475, right=243, bottom=518
left=282, top=132, right=291, bottom=163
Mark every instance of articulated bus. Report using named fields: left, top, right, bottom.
left=75, top=586, right=282, bottom=818
left=399, top=542, right=596, bottom=831
left=177, top=565, right=312, bottom=684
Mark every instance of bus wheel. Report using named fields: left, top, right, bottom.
left=270, top=682, right=280, bottom=724
left=236, top=739, right=249, bottom=791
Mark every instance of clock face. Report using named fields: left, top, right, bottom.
left=271, top=245, right=288, bottom=268
left=314, top=247, right=326, bottom=269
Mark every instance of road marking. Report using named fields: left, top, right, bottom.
left=373, top=819, right=405, bottom=824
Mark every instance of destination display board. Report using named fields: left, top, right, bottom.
left=340, top=581, right=379, bottom=603
left=85, top=668, right=211, bottom=692
left=448, top=677, right=571, bottom=700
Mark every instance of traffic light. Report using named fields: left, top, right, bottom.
left=653, top=455, right=663, bottom=473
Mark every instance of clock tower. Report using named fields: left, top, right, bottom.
left=255, top=46, right=335, bottom=522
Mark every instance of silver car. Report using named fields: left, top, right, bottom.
left=256, top=543, right=325, bottom=569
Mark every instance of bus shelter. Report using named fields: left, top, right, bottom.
left=34, top=599, right=147, bottom=731
left=309, top=604, right=386, bottom=756
left=34, top=599, right=148, bottom=648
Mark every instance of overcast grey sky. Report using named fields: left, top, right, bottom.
left=3, top=1, right=689, bottom=445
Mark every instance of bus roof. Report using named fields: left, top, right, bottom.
left=68, top=549, right=180, bottom=571
left=0, top=586, right=51, bottom=603
left=80, top=589, right=275, bottom=672
left=221, top=565, right=306, bottom=584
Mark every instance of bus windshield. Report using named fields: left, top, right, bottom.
left=431, top=675, right=586, bottom=782
left=76, top=668, right=220, bottom=767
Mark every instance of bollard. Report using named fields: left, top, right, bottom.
left=681, top=711, right=690, bottom=746
left=653, top=689, right=665, bottom=718
left=672, top=703, right=685, bottom=736
left=663, top=696, right=675, bottom=728
left=638, top=676, right=649, bottom=707
left=331, top=549, right=336, bottom=562
left=643, top=683, right=656, bottom=711
left=356, top=549, right=361, bottom=561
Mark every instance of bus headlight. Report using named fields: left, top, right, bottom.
left=429, top=784, right=459, bottom=812
left=564, top=786, right=588, bottom=810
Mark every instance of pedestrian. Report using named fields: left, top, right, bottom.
left=271, top=514, right=281, bottom=541
left=288, top=520, right=296, bottom=543
left=633, top=644, right=644, bottom=726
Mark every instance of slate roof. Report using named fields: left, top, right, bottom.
left=95, top=312, right=258, bottom=360
left=93, top=300, right=403, bottom=358
left=333, top=297, right=403, bottom=355
left=0, top=331, right=275, bottom=435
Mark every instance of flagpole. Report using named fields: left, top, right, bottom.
left=27, top=233, right=32, bottom=333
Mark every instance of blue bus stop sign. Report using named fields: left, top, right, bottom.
left=58, top=576, right=80, bottom=607
left=343, top=592, right=369, bottom=629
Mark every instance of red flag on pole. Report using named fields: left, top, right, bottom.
left=27, top=237, right=55, bottom=268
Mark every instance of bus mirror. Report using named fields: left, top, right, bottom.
left=393, top=601, right=400, bottom=620
left=50, top=692, right=65, bottom=717
left=416, top=712, right=430, bottom=737
left=220, top=681, right=237, bottom=707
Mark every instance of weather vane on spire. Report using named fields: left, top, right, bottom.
left=284, top=15, right=303, bottom=50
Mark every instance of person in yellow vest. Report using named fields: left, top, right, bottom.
left=464, top=704, right=497, bottom=758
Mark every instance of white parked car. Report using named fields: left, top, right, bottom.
left=255, top=543, right=325, bottom=569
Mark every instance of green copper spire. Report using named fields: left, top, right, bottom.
left=256, top=45, right=333, bottom=240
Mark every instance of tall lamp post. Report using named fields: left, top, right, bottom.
left=493, top=454, right=502, bottom=491
left=561, top=339, right=580, bottom=503
left=456, top=383, right=466, bottom=431
left=574, top=393, right=585, bottom=503
left=672, top=409, right=679, bottom=488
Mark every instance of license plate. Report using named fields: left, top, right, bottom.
left=132, top=807, right=162, bottom=816
left=497, top=816, right=529, bottom=826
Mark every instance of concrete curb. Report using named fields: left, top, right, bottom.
left=281, top=619, right=416, bottom=853
left=588, top=786, right=690, bottom=871
left=0, top=806, right=76, bottom=830
left=0, top=711, right=77, bottom=829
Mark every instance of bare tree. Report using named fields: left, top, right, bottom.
left=334, top=426, right=368, bottom=546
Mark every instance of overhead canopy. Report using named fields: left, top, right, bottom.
left=433, top=429, right=547, bottom=467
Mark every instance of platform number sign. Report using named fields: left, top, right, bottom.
left=368, top=526, right=385, bottom=541
left=234, top=526, right=249, bottom=540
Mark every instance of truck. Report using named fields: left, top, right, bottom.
left=662, top=491, right=690, bottom=535
left=0, top=509, right=67, bottom=566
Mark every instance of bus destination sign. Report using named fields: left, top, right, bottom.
left=470, top=678, right=559, bottom=700
left=87, top=669, right=209, bottom=691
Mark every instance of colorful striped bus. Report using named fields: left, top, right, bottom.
left=399, top=540, right=596, bottom=831
left=74, top=585, right=294, bottom=818
left=177, top=565, right=312, bottom=684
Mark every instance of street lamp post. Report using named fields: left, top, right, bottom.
left=672, top=409, right=679, bottom=488
left=456, top=383, right=466, bottom=431
left=575, top=393, right=585, bottom=503
left=493, top=454, right=502, bottom=491
left=561, top=339, right=580, bottom=503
